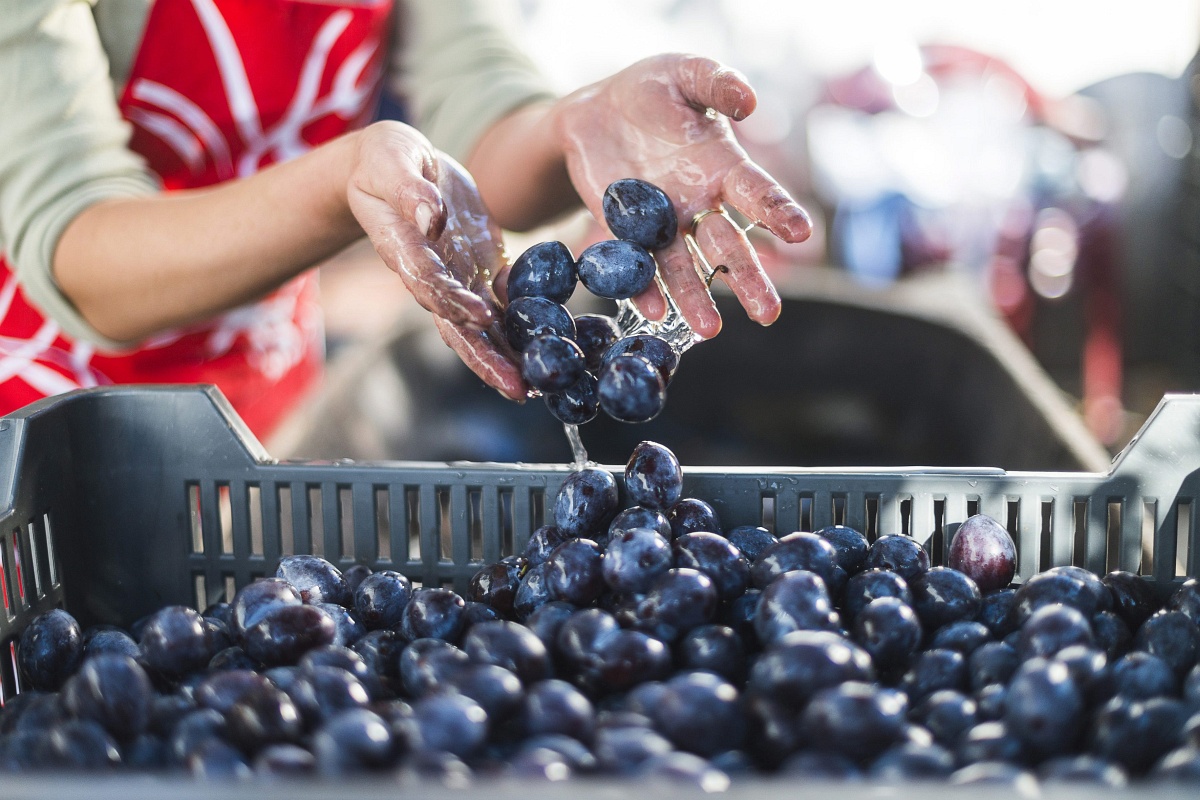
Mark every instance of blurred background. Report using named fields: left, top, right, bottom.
left=298, top=0, right=1200, bottom=469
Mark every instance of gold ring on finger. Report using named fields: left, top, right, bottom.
left=691, top=207, right=731, bottom=230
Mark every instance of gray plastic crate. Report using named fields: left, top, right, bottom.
left=0, top=385, right=1195, bottom=797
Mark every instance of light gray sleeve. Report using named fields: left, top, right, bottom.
left=0, top=0, right=159, bottom=349
left=390, top=0, right=558, bottom=164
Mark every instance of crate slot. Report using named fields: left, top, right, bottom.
left=1072, top=499, right=1089, bottom=567
left=338, top=486, right=354, bottom=561
left=498, top=488, right=514, bottom=558
left=405, top=487, right=422, bottom=562
left=225, top=575, right=237, bottom=605
left=247, top=485, right=264, bottom=557
left=831, top=495, right=846, bottom=528
left=1105, top=500, right=1122, bottom=573
left=468, top=489, right=483, bottom=564
left=193, top=573, right=207, bottom=612
left=0, top=543, right=10, bottom=618
left=217, top=484, right=233, bottom=556
left=1140, top=499, right=1156, bottom=576
left=966, top=498, right=980, bottom=517
left=188, top=483, right=203, bottom=554
left=277, top=485, right=295, bottom=555
left=374, top=488, right=392, bottom=562
left=799, top=495, right=813, bottom=533
left=1177, top=500, right=1192, bottom=579
left=23, top=525, right=40, bottom=599
left=761, top=494, right=776, bottom=533
left=864, top=496, right=879, bottom=542
left=929, top=499, right=946, bottom=566
left=307, top=486, right=325, bottom=557
left=899, top=497, right=912, bottom=538
left=42, top=514, right=56, bottom=586
left=10, top=536, right=25, bottom=608
left=531, top=488, right=546, bottom=531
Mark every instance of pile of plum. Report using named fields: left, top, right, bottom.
left=508, top=179, right=682, bottom=425
left=4, top=440, right=1200, bottom=789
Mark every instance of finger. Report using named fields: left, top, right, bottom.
left=434, top=316, right=528, bottom=402
left=631, top=277, right=669, bottom=322
left=351, top=188, right=494, bottom=329
left=358, top=124, right=448, bottom=239
left=722, top=161, right=812, bottom=244
left=694, top=211, right=781, bottom=326
left=672, top=55, right=757, bottom=121
left=658, top=233, right=721, bottom=339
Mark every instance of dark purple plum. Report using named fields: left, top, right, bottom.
left=139, top=605, right=212, bottom=679
left=60, top=654, right=152, bottom=740
left=751, top=532, right=842, bottom=592
left=1017, top=604, right=1094, bottom=660
left=314, top=602, right=365, bottom=647
left=242, top=604, right=336, bottom=667
left=969, top=641, right=1020, bottom=690
left=225, top=682, right=304, bottom=752
left=975, top=587, right=1019, bottom=638
left=410, top=693, right=488, bottom=759
left=672, top=532, right=749, bottom=601
left=1038, top=754, right=1128, bottom=786
left=754, top=571, right=841, bottom=645
left=522, top=679, right=595, bottom=742
left=18, top=609, right=83, bottom=692
left=544, top=372, right=599, bottom=425
left=842, top=569, right=912, bottom=622
left=576, top=239, right=657, bottom=300
left=1111, top=651, right=1177, bottom=699
left=865, top=535, right=930, bottom=581
left=590, top=628, right=672, bottom=692
left=853, top=597, right=922, bottom=673
left=556, top=608, right=620, bottom=672
left=253, top=743, right=316, bottom=777
left=1092, top=696, right=1189, bottom=774
left=625, top=441, right=683, bottom=511
left=929, top=620, right=992, bottom=655
left=400, top=588, right=466, bottom=643
left=667, top=498, right=722, bottom=539
left=524, top=601, right=577, bottom=652
left=651, top=671, right=743, bottom=757
left=1168, top=578, right=1200, bottom=624
left=726, top=526, right=777, bottom=563
left=597, top=355, right=666, bottom=423
left=1134, top=610, right=1199, bottom=678
left=553, top=467, right=619, bottom=539
left=1004, top=658, right=1083, bottom=757
left=592, top=725, right=673, bottom=774
left=869, top=741, right=956, bottom=780
left=901, top=649, right=967, bottom=704
left=909, top=567, right=982, bottom=631
left=508, top=240, right=577, bottom=305
left=573, top=314, right=621, bottom=371
left=513, top=561, right=556, bottom=621
left=467, top=556, right=527, bottom=616
left=276, top=555, right=350, bottom=607
left=545, top=539, right=606, bottom=605
left=232, top=578, right=302, bottom=637
left=1102, top=570, right=1161, bottom=630
left=353, top=570, right=412, bottom=631
left=911, top=689, right=977, bottom=746
left=634, top=568, right=719, bottom=642
left=603, top=527, right=671, bottom=594
left=1092, top=609, right=1133, bottom=660
left=461, top=620, right=552, bottom=684
left=523, top=525, right=572, bottom=568
left=398, top=639, right=469, bottom=698
left=947, top=514, right=1017, bottom=592
left=522, top=334, right=586, bottom=393
left=815, top=525, right=869, bottom=574
left=602, top=178, right=678, bottom=250
left=310, top=708, right=395, bottom=775
left=1012, top=569, right=1103, bottom=627
left=676, top=624, right=746, bottom=684
left=81, top=627, right=140, bottom=662
left=504, top=296, right=575, bottom=353
left=342, top=564, right=372, bottom=596
left=799, top=681, right=908, bottom=762
left=606, top=506, right=672, bottom=547
left=602, top=334, right=679, bottom=384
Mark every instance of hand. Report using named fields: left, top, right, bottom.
left=552, top=54, right=813, bottom=338
left=348, top=122, right=525, bottom=400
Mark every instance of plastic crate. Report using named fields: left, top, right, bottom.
left=0, top=386, right=1197, bottom=798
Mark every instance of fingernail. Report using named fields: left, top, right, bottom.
left=415, top=203, right=435, bottom=237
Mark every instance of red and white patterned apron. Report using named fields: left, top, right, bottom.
left=0, top=0, right=391, bottom=437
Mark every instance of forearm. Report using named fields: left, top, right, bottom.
left=464, top=102, right=581, bottom=232
left=53, top=130, right=364, bottom=344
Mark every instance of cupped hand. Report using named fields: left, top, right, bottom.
left=552, top=54, right=813, bottom=338
left=348, top=122, right=525, bottom=400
